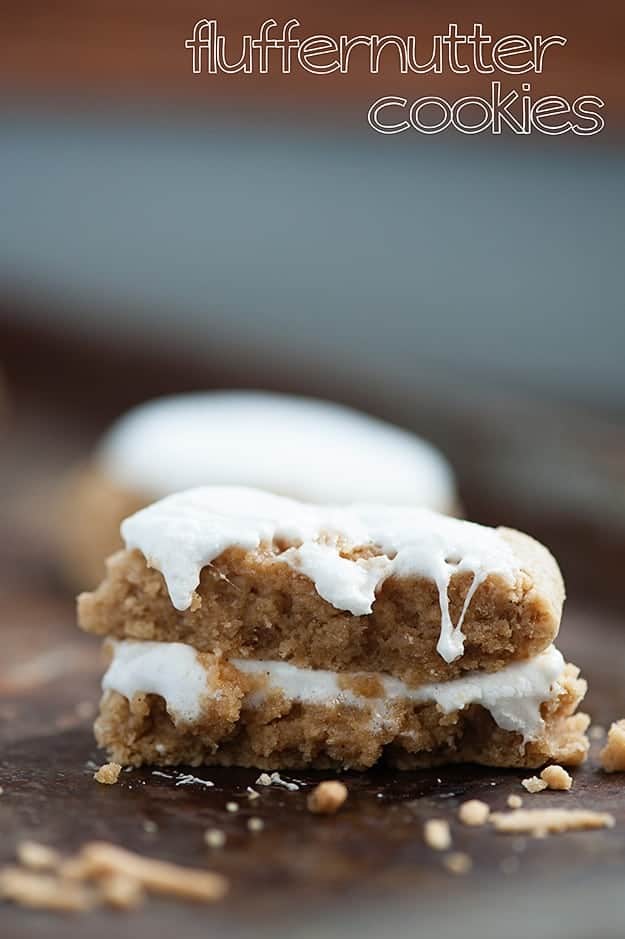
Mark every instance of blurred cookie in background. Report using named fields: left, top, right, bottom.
left=61, top=390, right=458, bottom=588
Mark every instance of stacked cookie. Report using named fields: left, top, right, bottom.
left=78, top=487, right=589, bottom=771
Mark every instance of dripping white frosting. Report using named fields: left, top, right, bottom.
left=103, top=640, right=566, bottom=742
left=121, top=486, right=520, bottom=663
left=97, top=391, right=456, bottom=512
left=102, top=639, right=213, bottom=724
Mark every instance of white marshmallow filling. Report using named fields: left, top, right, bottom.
left=102, top=640, right=567, bottom=743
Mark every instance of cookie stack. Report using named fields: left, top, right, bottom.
left=78, top=487, right=588, bottom=770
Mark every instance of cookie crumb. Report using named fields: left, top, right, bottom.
left=78, top=842, right=229, bottom=902
left=16, top=842, right=61, bottom=872
left=589, top=724, right=606, bottom=741
left=443, top=852, right=472, bottom=874
left=490, top=808, right=615, bottom=836
left=142, top=820, right=158, bottom=834
left=269, top=772, right=299, bottom=792
left=247, top=817, right=264, bottom=832
left=94, top=762, right=122, bottom=785
left=521, top=776, right=548, bottom=794
left=99, top=873, right=144, bottom=910
left=58, top=855, right=92, bottom=882
left=424, top=819, right=452, bottom=851
left=1, top=840, right=228, bottom=913
left=204, top=829, right=226, bottom=849
left=225, top=802, right=239, bottom=813
left=507, top=794, right=523, bottom=809
left=256, top=773, right=272, bottom=786
left=600, top=720, right=625, bottom=772
left=540, top=765, right=573, bottom=791
left=307, top=781, right=348, bottom=815
left=0, top=867, right=95, bottom=912
left=246, top=787, right=260, bottom=801
left=458, top=799, right=490, bottom=826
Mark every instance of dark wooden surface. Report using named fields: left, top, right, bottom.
left=3, top=599, right=625, bottom=939
left=2, top=326, right=625, bottom=938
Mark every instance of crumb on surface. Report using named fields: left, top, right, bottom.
left=521, top=776, right=548, bottom=794
left=225, top=802, right=239, bottom=813
left=0, top=867, right=95, bottom=912
left=247, top=817, right=264, bottom=832
left=99, top=873, right=144, bottom=910
left=268, top=772, right=299, bottom=791
left=443, top=852, right=472, bottom=874
left=173, top=773, right=214, bottom=789
left=0, top=840, right=229, bottom=914
left=589, top=724, right=606, bottom=740
left=507, top=794, right=523, bottom=809
left=307, top=780, right=348, bottom=815
left=540, top=765, right=573, bottom=791
left=490, top=808, right=615, bottom=836
left=247, top=787, right=260, bottom=801
left=600, top=720, right=625, bottom=773
left=424, top=819, right=452, bottom=851
left=204, top=829, right=226, bottom=849
left=458, top=799, right=490, bottom=826
left=142, top=820, right=158, bottom=834
left=77, top=842, right=229, bottom=902
left=16, top=842, right=61, bottom=872
left=254, top=771, right=299, bottom=791
left=94, top=762, right=122, bottom=785
left=58, top=855, right=91, bottom=882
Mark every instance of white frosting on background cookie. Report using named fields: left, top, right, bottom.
left=121, top=486, right=520, bottom=663
left=97, top=391, right=455, bottom=511
left=103, top=640, right=565, bottom=742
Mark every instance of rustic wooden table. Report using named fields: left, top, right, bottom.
left=2, top=322, right=625, bottom=938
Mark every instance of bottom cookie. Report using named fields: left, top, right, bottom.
left=94, top=641, right=589, bottom=771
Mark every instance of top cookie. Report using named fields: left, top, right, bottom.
left=78, top=487, right=564, bottom=684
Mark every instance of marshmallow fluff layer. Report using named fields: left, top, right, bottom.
left=97, top=391, right=456, bottom=512
left=121, top=486, right=522, bottom=663
left=103, top=640, right=567, bottom=743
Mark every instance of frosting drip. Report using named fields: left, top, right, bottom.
left=121, top=486, right=519, bottom=663
left=102, top=640, right=213, bottom=724
left=103, top=640, right=566, bottom=743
